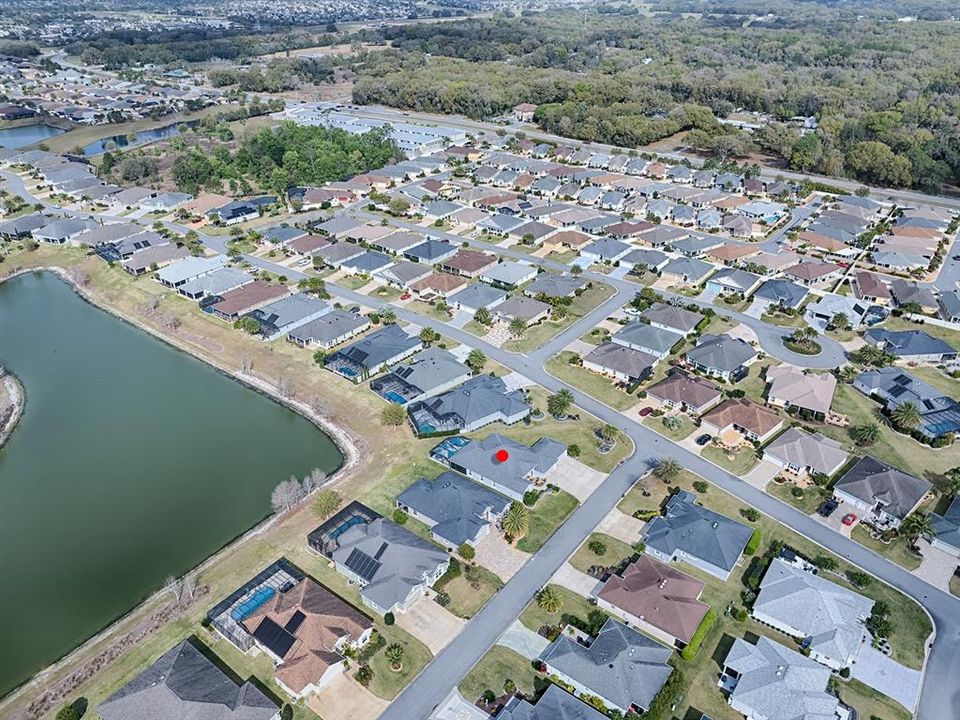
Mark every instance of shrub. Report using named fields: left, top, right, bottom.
left=692, top=480, right=708, bottom=493
left=588, top=539, right=607, bottom=556
left=741, top=507, right=761, bottom=522
left=392, top=508, right=408, bottom=524
left=503, top=678, right=516, bottom=695
left=355, top=664, right=373, bottom=686
left=523, top=489, right=541, bottom=507
left=846, top=570, right=872, bottom=588
left=567, top=444, right=581, bottom=458
left=734, top=607, right=748, bottom=622
left=384, top=612, right=395, bottom=626
left=434, top=590, right=451, bottom=607
left=680, top=608, right=717, bottom=662
left=814, top=555, right=838, bottom=571
left=482, top=690, right=496, bottom=704
left=743, top=529, right=762, bottom=556
left=458, top=542, right=476, bottom=560
left=55, top=706, right=82, bottom=720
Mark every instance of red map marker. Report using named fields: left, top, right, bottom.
left=495, top=449, right=509, bottom=463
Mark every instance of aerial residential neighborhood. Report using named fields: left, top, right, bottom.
left=1, top=3, right=959, bottom=720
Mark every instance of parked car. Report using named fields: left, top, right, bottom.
left=400, top=293, right=411, bottom=300
left=638, top=406, right=653, bottom=417
left=841, top=513, right=858, bottom=526
left=695, top=433, right=712, bottom=446
left=818, top=499, right=839, bottom=518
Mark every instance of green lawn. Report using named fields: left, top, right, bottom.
left=701, top=443, right=760, bottom=475
left=358, top=457, right=442, bottom=517
left=407, top=299, right=455, bottom=324
left=336, top=274, right=374, bottom=291
left=369, top=284, right=402, bottom=302
left=821, top=384, right=960, bottom=477
left=519, top=584, right=597, bottom=633
left=544, top=352, right=639, bottom=411
left=837, top=678, right=911, bottom=720
left=910, top=366, right=960, bottom=397
left=463, top=319, right=489, bottom=336
left=458, top=646, right=537, bottom=703
left=760, top=310, right=807, bottom=328
left=766, top=478, right=825, bottom=515
left=568, top=533, right=636, bottom=575
left=643, top=413, right=697, bottom=441
left=436, top=563, right=504, bottom=619
left=882, top=314, right=960, bottom=349
left=545, top=249, right=578, bottom=263
left=517, top=490, right=580, bottom=553
left=737, top=359, right=776, bottom=405
left=851, top=525, right=923, bottom=571
left=478, top=387, right=632, bottom=474
left=580, top=327, right=612, bottom=345
left=501, top=282, right=615, bottom=353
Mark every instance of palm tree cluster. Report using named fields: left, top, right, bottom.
left=502, top=502, right=530, bottom=540
left=547, top=389, right=574, bottom=418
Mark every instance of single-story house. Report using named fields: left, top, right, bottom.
left=929, top=497, right=960, bottom=558
left=833, top=455, right=931, bottom=529
left=763, top=428, right=849, bottom=478
left=751, top=279, right=808, bottom=311
left=583, top=342, right=657, bottom=384
left=707, top=267, right=763, bottom=297
left=141, top=192, right=191, bottom=213
left=370, top=348, right=470, bottom=405
left=208, top=280, right=291, bottom=321
left=640, top=303, right=702, bottom=336
left=700, top=397, right=784, bottom=444
left=408, top=375, right=529, bottom=436
left=442, top=248, right=497, bottom=277
left=287, top=310, right=371, bottom=350
left=660, top=257, right=714, bottom=286
left=178, top=267, right=253, bottom=301
left=447, top=283, right=508, bottom=315
left=495, top=295, right=551, bottom=324
left=156, top=254, right=229, bottom=289
left=404, top=239, right=458, bottom=264
left=643, top=490, right=753, bottom=581
left=496, top=685, right=607, bottom=720
left=396, top=471, right=511, bottom=550
left=611, top=322, right=684, bottom=359
left=245, top=293, right=331, bottom=340
left=122, top=243, right=190, bottom=276
left=479, top=261, right=538, bottom=289
left=646, top=371, right=722, bottom=415
left=685, top=334, right=757, bottom=382
left=523, top=273, right=587, bottom=299
left=325, top=324, right=422, bottom=381
left=853, top=366, right=960, bottom=441
left=409, top=271, right=469, bottom=298
left=783, top=261, right=842, bottom=287
left=315, top=242, right=365, bottom=268
left=32, top=217, right=98, bottom=244
left=596, top=555, right=709, bottom=647
left=863, top=329, right=957, bottom=363
left=765, top=366, right=836, bottom=417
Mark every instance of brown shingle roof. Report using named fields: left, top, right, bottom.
left=242, top=578, right=372, bottom=694
left=784, top=261, right=841, bottom=281
left=550, top=230, right=592, bottom=248
left=443, top=248, right=497, bottom=274
left=647, top=372, right=721, bottom=410
left=287, top=234, right=331, bottom=255
left=707, top=244, right=761, bottom=263
left=210, top=281, right=290, bottom=318
left=410, top=272, right=468, bottom=295
left=702, top=398, right=783, bottom=437
left=598, top=555, right=709, bottom=643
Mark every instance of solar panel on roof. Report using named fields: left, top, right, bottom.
left=345, top=548, right=381, bottom=581
left=284, top=610, right=306, bottom=634
left=253, top=616, right=297, bottom=658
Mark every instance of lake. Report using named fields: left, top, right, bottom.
left=0, top=272, right=342, bottom=697
left=83, top=121, right=198, bottom=156
left=0, top=123, right=66, bottom=149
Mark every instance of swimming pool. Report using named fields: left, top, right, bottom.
left=230, top=585, right=276, bottom=621
left=330, top=514, right=367, bottom=540
left=384, top=391, right=408, bottom=404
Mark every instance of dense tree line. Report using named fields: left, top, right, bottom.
left=0, top=40, right=39, bottom=58
left=352, top=3, right=960, bottom=191
left=170, top=121, right=401, bottom=196
left=207, top=58, right=334, bottom=93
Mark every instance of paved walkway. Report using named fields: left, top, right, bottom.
left=550, top=562, right=602, bottom=598
left=496, top=619, right=550, bottom=660
left=851, top=643, right=922, bottom=712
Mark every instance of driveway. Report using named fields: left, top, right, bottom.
left=395, top=597, right=466, bottom=654
left=501, top=370, right=534, bottom=392
left=549, top=455, right=606, bottom=501
left=449, top=310, right=472, bottom=328
left=596, top=507, right=645, bottom=545
left=308, top=672, right=388, bottom=720
left=550, top=562, right=603, bottom=598
left=915, top=539, right=959, bottom=592
left=430, top=689, right=489, bottom=720
left=497, top=619, right=550, bottom=660
left=474, top=531, right=528, bottom=581
left=851, top=643, right=921, bottom=712
left=744, top=298, right=767, bottom=320
left=743, top=459, right=781, bottom=489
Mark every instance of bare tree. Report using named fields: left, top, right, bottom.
left=301, top=468, right=327, bottom=494
left=276, top=376, right=294, bottom=400
left=310, top=395, right=334, bottom=419
left=180, top=573, right=197, bottom=606
left=159, top=312, right=180, bottom=331
left=164, top=575, right=183, bottom=604
left=271, top=477, right=305, bottom=513
left=68, top=267, right=90, bottom=288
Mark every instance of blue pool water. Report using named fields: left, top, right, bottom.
left=330, top=514, right=366, bottom=540
left=231, top=586, right=276, bottom=621
left=385, top=391, right=407, bottom=404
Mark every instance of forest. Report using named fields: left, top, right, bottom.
left=349, top=1, right=960, bottom=192
left=168, top=121, right=402, bottom=195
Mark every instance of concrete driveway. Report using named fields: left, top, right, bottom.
left=596, top=507, right=645, bottom=545
left=497, top=619, right=550, bottom=660
left=851, top=643, right=921, bottom=712
left=550, top=562, right=603, bottom=598
left=550, top=455, right=606, bottom=501
left=308, top=672, right=388, bottom=720
left=744, top=298, right=767, bottom=320
left=915, top=539, right=959, bottom=592
left=474, top=531, right=528, bottom=581
left=396, top=597, right=466, bottom=654
left=430, top=689, right=489, bottom=720
left=743, top=459, right=781, bottom=489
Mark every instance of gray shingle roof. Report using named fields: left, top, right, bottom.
left=754, top=558, right=872, bottom=666
left=524, top=273, right=587, bottom=299
left=584, top=342, right=657, bottom=380
left=640, top=302, right=702, bottom=334
left=448, top=283, right=507, bottom=310
left=446, top=433, right=565, bottom=497
left=410, top=375, right=529, bottom=432
left=834, top=456, right=931, bottom=521
left=498, top=684, right=608, bottom=720
left=643, top=491, right=752, bottom=574
left=864, top=329, right=956, bottom=359
left=287, top=309, right=368, bottom=346
left=686, top=334, right=756, bottom=373
left=763, top=428, right=849, bottom=477
left=333, top=517, right=447, bottom=611
left=542, top=618, right=673, bottom=712
left=753, top=279, right=809, bottom=308
left=378, top=348, right=469, bottom=397
left=612, top=321, right=683, bottom=356
left=930, top=497, right=960, bottom=553
left=397, top=471, right=511, bottom=547
left=724, top=637, right=838, bottom=720
left=97, top=641, right=279, bottom=720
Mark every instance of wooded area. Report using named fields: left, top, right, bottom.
left=350, top=1, right=960, bottom=192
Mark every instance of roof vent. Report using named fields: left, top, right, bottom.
left=712, top=521, right=719, bottom=529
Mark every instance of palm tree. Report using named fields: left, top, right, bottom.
left=380, top=308, right=397, bottom=325
left=547, top=389, right=574, bottom=418
left=663, top=414, right=683, bottom=431
left=474, top=307, right=492, bottom=326
left=837, top=365, right=859, bottom=384
left=418, top=326, right=440, bottom=346
left=936, top=467, right=960, bottom=497
left=891, top=401, right=921, bottom=431
left=466, top=349, right=487, bottom=375
left=385, top=643, right=404, bottom=670
left=900, top=513, right=933, bottom=549
left=502, top=502, right=529, bottom=540
left=536, top=586, right=563, bottom=614
left=508, top=317, right=527, bottom=338
left=653, top=457, right=681, bottom=481
left=854, top=422, right=881, bottom=446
